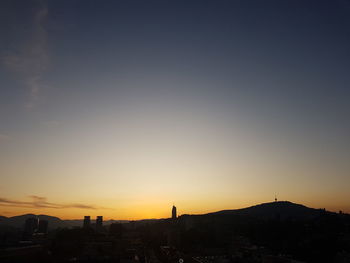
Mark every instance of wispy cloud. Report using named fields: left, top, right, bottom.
left=0, top=196, right=99, bottom=210
left=1, top=1, right=49, bottom=109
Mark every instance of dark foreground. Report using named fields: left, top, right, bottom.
left=1, top=202, right=350, bottom=263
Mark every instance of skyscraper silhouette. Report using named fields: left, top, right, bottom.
left=96, top=216, right=103, bottom=230
left=172, top=205, right=177, bottom=219
left=83, top=216, right=91, bottom=228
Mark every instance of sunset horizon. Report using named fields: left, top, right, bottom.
left=1, top=0, right=350, bottom=228
left=1, top=1, right=350, bottom=262
left=1, top=197, right=348, bottom=221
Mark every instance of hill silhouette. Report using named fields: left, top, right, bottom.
left=203, top=201, right=329, bottom=220
left=0, top=214, right=128, bottom=229
left=0, top=214, right=68, bottom=229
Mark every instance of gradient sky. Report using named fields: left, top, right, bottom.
left=0, top=0, right=350, bottom=219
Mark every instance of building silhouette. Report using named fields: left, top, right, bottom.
left=83, top=216, right=91, bottom=228
left=23, top=217, right=39, bottom=239
left=172, top=205, right=177, bottom=219
left=168, top=205, right=179, bottom=247
left=37, top=219, right=48, bottom=234
left=96, top=216, right=103, bottom=231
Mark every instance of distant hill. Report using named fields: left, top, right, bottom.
left=0, top=214, right=129, bottom=230
left=203, top=201, right=331, bottom=220
left=0, top=214, right=68, bottom=230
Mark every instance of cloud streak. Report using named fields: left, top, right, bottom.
left=0, top=196, right=99, bottom=210
left=1, top=1, right=49, bottom=108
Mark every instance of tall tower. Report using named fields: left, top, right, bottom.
left=172, top=205, right=177, bottom=219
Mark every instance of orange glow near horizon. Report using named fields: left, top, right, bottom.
left=1, top=196, right=349, bottom=220
left=1, top=109, right=350, bottom=220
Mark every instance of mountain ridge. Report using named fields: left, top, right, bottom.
left=202, top=201, right=331, bottom=220
left=179, top=201, right=344, bottom=221
left=0, top=214, right=129, bottom=229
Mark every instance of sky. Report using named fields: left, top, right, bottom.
left=0, top=0, right=350, bottom=220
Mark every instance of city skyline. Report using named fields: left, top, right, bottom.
left=1, top=0, right=350, bottom=220
left=0, top=201, right=341, bottom=222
